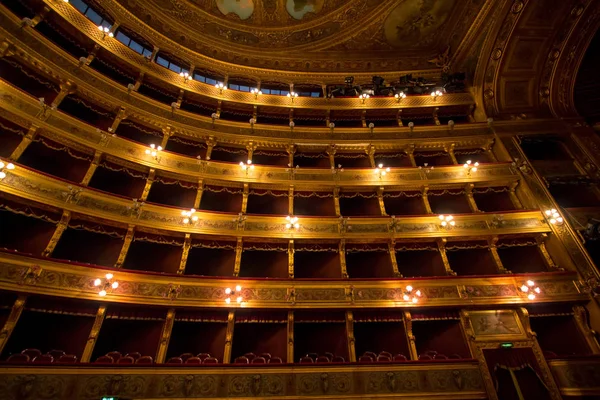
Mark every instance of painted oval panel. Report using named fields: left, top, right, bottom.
left=216, top=0, right=255, bottom=20
left=286, top=0, right=324, bottom=20
left=384, top=0, right=456, bottom=48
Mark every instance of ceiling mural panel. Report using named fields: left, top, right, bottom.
left=216, top=0, right=255, bottom=20
left=286, top=0, right=325, bottom=20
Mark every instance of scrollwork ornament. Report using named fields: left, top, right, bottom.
left=511, top=0, right=524, bottom=13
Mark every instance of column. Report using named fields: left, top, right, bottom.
left=465, top=183, right=480, bottom=212
left=114, top=225, right=135, bottom=268
left=422, top=187, right=433, bottom=214
left=140, top=168, right=155, bottom=201
left=241, top=183, right=249, bottom=213
left=205, top=137, right=217, bottom=161
left=572, top=305, right=600, bottom=353
left=193, top=179, right=204, bottom=209
left=288, top=240, right=295, bottom=278
left=339, top=240, right=348, bottom=278
left=42, top=210, right=71, bottom=257
left=160, top=125, right=172, bottom=149
left=433, top=107, right=441, bottom=126
left=483, top=139, right=498, bottom=162
left=80, top=150, right=102, bottom=186
left=333, top=187, right=341, bottom=216
left=223, top=311, right=235, bottom=364
left=327, top=144, right=336, bottom=169
left=81, top=305, right=106, bottom=363
left=287, top=311, right=294, bottom=363
left=388, top=241, right=401, bottom=277
left=397, top=109, right=404, bottom=127
left=288, top=185, right=294, bottom=215
left=346, top=311, right=356, bottom=362
left=446, top=143, right=458, bottom=165
left=287, top=144, right=296, bottom=167
left=0, top=295, right=26, bottom=355
left=508, top=181, right=524, bottom=209
left=27, top=6, right=50, bottom=27
left=50, top=80, right=76, bottom=110
left=366, top=144, right=376, bottom=168
left=133, top=71, right=145, bottom=91
left=155, top=308, right=175, bottom=364
left=9, top=125, right=38, bottom=161
left=233, top=237, right=243, bottom=277
left=246, top=142, right=256, bottom=164
left=406, top=145, right=417, bottom=167
left=177, top=234, right=192, bottom=274
left=488, top=237, right=509, bottom=274
left=377, top=186, right=387, bottom=216
left=536, top=235, right=559, bottom=271
left=403, top=311, right=418, bottom=360
left=437, top=238, right=456, bottom=276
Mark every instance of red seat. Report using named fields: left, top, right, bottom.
left=117, top=356, right=135, bottom=364
left=243, top=353, right=256, bottom=361
left=259, top=353, right=271, bottom=360
left=269, top=357, right=283, bottom=364
left=95, top=355, right=114, bottom=363
left=316, top=356, right=330, bottom=363
left=379, top=351, right=393, bottom=359
left=197, top=353, right=211, bottom=360
left=359, top=355, right=373, bottom=363
left=180, top=353, right=194, bottom=361
left=49, top=350, right=65, bottom=360
left=136, top=356, right=153, bottom=364
left=235, top=356, right=250, bottom=364
left=393, top=354, right=408, bottom=362
left=126, top=352, right=142, bottom=360
left=185, top=357, right=202, bottom=364
left=252, top=357, right=267, bottom=364
left=434, top=354, right=448, bottom=360
left=307, top=353, right=319, bottom=360
left=32, top=354, right=54, bottom=363
left=21, top=349, right=41, bottom=360
left=203, top=357, right=219, bottom=364
left=57, top=354, right=78, bottom=363
left=106, top=351, right=122, bottom=361
left=166, top=357, right=183, bottom=364
left=419, top=354, right=433, bottom=360
left=364, top=351, right=377, bottom=360
left=333, top=356, right=345, bottom=363
left=299, top=356, right=314, bottom=363
left=7, top=354, right=30, bottom=363
left=425, top=351, right=437, bottom=356
left=449, top=354, right=462, bottom=359
left=376, top=355, right=391, bottom=362
left=324, top=352, right=334, bottom=360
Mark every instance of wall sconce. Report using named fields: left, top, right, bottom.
left=544, top=208, right=564, bottom=225
left=430, top=90, right=443, bottom=101
left=368, top=122, right=375, bottom=135
left=211, top=112, right=219, bottom=127
left=97, top=25, right=113, bottom=38
left=127, top=83, right=135, bottom=93
left=0, top=160, right=15, bottom=180
left=395, top=92, right=406, bottom=102
left=359, top=93, right=370, bottom=104
left=249, top=118, right=256, bottom=131
left=179, top=71, right=192, bottom=82
left=170, top=102, right=180, bottom=115
left=145, top=143, right=162, bottom=161
left=448, top=120, right=455, bottom=130
left=215, top=82, right=227, bottom=94
left=181, top=208, right=199, bottom=224
left=418, top=163, right=434, bottom=174
left=94, top=273, right=118, bottom=297
left=463, top=160, right=479, bottom=176
left=374, top=163, right=390, bottom=179
left=408, top=121, right=414, bottom=132
left=331, top=164, right=344, bottom=175
left=520, top=280, right=541, bottom=300
left=487, top=117, right=494, bottom=127
left=285, top=215, right=300, bottom=229
left=251, top=88, right=262, bottom=99
left=329, top=122, right=335, bottom=134
left=439, top=215, right=455, bottom=228
left=240, top=160, right=254, bottom=176
left=401, top=285, right=422, bottom=303
left=289, top=121, right=295, bottom=132
left=225, top=285, right=243, bottom=304
left=287, top=92, right=299, bottom=103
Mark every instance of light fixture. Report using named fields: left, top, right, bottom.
left=374, top=163, right=390, bottom=178
left=215, top=82, right=227, bottom=94
left=289, top=121, right=295, bottom=132
left=0, top=160, right=15, bottom=180
left=97, top=25, right=113, bottom=38
left=240, top=160, right=254, bottom=175
left=329, top=122, right=335, bottom=133
left=401, top=285, right=422, bottom=303
left=448, top=120, right=455, bottom=130
left=544, top=208, right=564, bottom=226
left=225, top=285, right=243, bottom=305
left=431, top=90, right=443, bottom=100
left=94, top=273, right=119, bottom=297
left=181, top=208, right=199, bottom=224
left=287, top=92, right=299, bottom=103
left=179, top=71, right=192, bottom=82
left=331, top=164, right=344, bottom=175
left=463, top=160, right=479, bottom=175
left=145, top=143, right=162, bottom=160
left=249, top=118, right=256, bottom=130
left=418, top=162, right=434, bottom=174
left=395, top=92, right=406, bottom=102
left=368, top=122, right=375, bottom=134
left=520, top=280, right=541, bottom=300
left=251, top=88, right=262, bottom=99
left=211, top=112, right=220, bottom=127
left=439, top=215, right=456, bottom=227
left=285, top=215, right=300, bottom=229
left=408, top=121, right=415, bottom=132
left=359, top=93, right=370, bottom=103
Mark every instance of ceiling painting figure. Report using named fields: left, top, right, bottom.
left=216, top=0, right=255, bottom=20
left=286, top=0, right=324, bottom=20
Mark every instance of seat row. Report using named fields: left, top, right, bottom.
left=358, top=351, right=407, bottom=362
left=234, top=352, right=283, bottom=364
left=94, top=351, right=153, bottom=364
left=167, top=352, right=219, bottom=364
left=299, top=352, right=346, bottom=363
left=6, top=348, right=77, bottom=364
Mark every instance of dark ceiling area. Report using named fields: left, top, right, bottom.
left=574, top=26, right=600, bottom=126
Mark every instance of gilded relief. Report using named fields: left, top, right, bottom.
left=470, top=311, right=523, bottom=336
left=384, top=0, right=456, bottom=48
left=216, top=0, right=255, bottom=20
left=286, top=0, right=324, bottom=20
